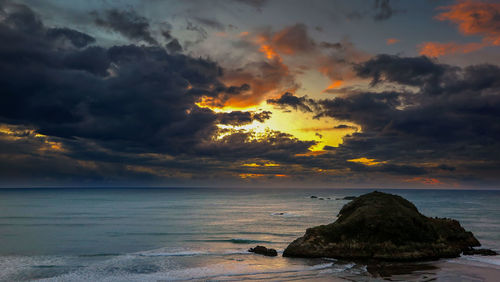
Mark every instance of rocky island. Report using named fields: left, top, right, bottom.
left=283, top=191, right=496, bottom=261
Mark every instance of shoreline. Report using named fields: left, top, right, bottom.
left=1, top=246, right=500, bottom=281
left=387, top=258, right=500, bottom=281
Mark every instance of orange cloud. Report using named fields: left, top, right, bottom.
left=386, top=38, right=400, bottom=45
left=221, top=59, right=296, bottom=108
left=419, top=0, right=500, bottom=57
left=419, top=41, right=486, bottom=57
left=436, top=0, right=500, bottom=43
left=317, top=40, right=371, bottom=85
left=239, top=173, right=265, bottom=179
left=322, top=80, right=343, bottom=92
left=207, top=26, right=368, bottom=109
left=199, top=29, right=301, bottom=109
left=270, top=24, right=315, bottom=55
left=252, top=24, right=315, bottom=59
left=405, top=177, right=443, bottom=185
left=259, top=44, right=280, bottom=60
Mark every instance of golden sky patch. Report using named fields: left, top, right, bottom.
left=239, top=173, right=265, bottom=179
left=348, top=157, right=387, bottom=166
left=242, top=162, right=280, bottom=167
left=200, top=100, right=356, bottom=152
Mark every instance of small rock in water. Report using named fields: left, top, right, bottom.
left=462, top=248, right=498, bottom=256
left=343, top=196, right=357, bottom=200
left=319, top=197, right=324, bottom=200
left=310, top=195, right=318, bottom=199
left=248, top=245, right=278, bottom=257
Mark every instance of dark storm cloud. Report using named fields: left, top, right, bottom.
left=0, top=0, right=42, bottom=32
left=315, top=91, right=401, bottom=131
left=436, top=164, right=456, bottom=171
left=347, top=0, right=401, bottom=22
left=161, top=29, right=173, bottom=40
left=338, top=59, right=498, bottom=172
left=189, top=83, right=252, bottom=108
left=166, top=38, right=182, bottom=53
left=373, top=0, right=394, bottom=21
left=183, top=20, right=210, bottom=49
left=0, top=41, right=221, bottom=155
left=186, top=20, right=208, bottom=40
left=272, top=54, right=500, bottom=183
left=0, top=2, right=219, bottom=153
left=232, top=0, right=269, bottom=10
left=159, top=24, right=184, bottom=53
left=216, top=111, right=271, bottom=125
left=93, top=9, right=158, bottom=44
left=62, top=46, right=111, bottom=76
left=195, top=130, right=315, bottom=161
left=319, top=41, right=343, bottom=50
left=333, top=124, right=358, bottom=130
left=46, top=28, right=96, bottom=48
left=347, top=162, right=427, bottom=176
left=267, top=92, right=318, bottom=113
left=0, top=1, right=317, bottom=184
left=354, top=54, right=450, bottom=93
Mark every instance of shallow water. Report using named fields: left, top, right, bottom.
left=0, top=188, right=499, bottom=281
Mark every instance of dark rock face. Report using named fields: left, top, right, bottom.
left=283, top=191, right=484, bottom=261
left=249, top=245, right=278, bottom=257
left=463, top=248, right=498, bottom=256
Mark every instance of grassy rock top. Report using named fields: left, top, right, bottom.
left=283, top=191, right=482, bottom=261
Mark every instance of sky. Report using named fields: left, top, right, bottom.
left=0, top=0, right=499, bottom=188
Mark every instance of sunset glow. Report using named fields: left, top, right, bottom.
left=0, top=0, right=499, bottom=189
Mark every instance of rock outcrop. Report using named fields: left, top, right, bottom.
left=462, top=248, right=498, bottom=256
left=249, top=245, right=278, bottom=256
left=283, top=191, right=488, bottom=261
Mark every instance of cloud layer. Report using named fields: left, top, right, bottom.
left=0, top=0, right=499, bottom=188
left=270, top=55, right=500, bottom=186
left=0, top=1, right=314, bottom=185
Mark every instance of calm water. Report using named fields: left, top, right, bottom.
left=0, top=188, right=499, bottom=281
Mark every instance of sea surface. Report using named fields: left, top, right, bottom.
left=0, top=188, right=499, bottom=281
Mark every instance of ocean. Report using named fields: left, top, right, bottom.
left=0, top=188, right=499, bottom=281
